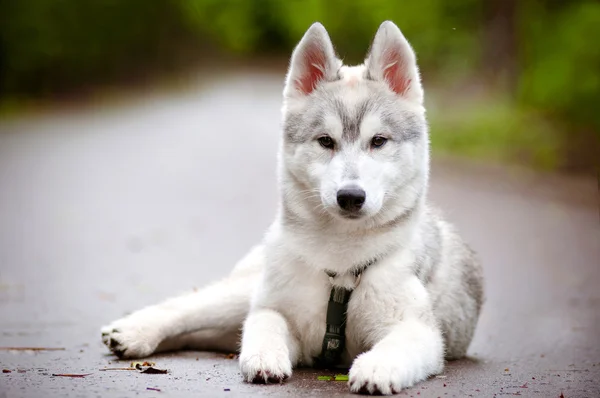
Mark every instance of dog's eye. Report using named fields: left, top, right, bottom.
left=318, top=136, right=335, bottom=150
left=371, top=136, right=388, bottom=148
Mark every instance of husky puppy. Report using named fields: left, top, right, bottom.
left=102, top=21, right=484, bottom=395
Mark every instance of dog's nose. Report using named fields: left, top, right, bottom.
left=336, top=187, right=366, bottom=212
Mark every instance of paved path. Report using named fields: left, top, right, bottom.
left=0, top=71, right=598, bottom=397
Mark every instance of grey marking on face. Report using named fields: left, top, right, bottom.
left=284, top=104, right=329, bottom=145
left=381, top=111, right=422, bottom=142
left=326, top=92, right=423, bottom=144
left=309, top=109, right=325, bottom=132
left=331, top=97, right=377, bottom=143
left=283, top=113, right=306, bottom=144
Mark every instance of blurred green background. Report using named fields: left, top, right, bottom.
left=0, top=0, right=598, bottom=173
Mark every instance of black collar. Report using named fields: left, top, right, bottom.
left=314, top=258, right=378, bottom=369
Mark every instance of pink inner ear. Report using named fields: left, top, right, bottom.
left=296, top=43, right=326, bottom=94
left=382, top=48, right=411, bottom=95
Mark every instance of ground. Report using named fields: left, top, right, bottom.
left=0, top=71, right=598, bottom=397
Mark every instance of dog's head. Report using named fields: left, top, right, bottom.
left=281, top=21, right=429, bottom=227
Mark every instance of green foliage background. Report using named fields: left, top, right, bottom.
left=0, top=0, right=597, bottom=171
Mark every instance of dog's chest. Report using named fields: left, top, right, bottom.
left=273, top=271, right=367, bottom=366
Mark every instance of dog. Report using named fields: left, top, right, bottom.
left=101, top=20, right=484, bottom=395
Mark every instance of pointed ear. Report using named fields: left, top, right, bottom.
left=365, top=21, right=424, bottom=104
left=284, top=22, right=340, bottom=98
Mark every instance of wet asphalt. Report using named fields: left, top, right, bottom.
left=0, top=71, right=598, bottom=397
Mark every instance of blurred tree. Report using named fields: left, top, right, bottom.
left=483, top=0, right=518, bottom=92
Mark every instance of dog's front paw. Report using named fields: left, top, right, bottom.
left=239, top=348, right=292, bottom=384
left=349, top=351, right=415, bottom=395
left=101, top=315, right=162, bottom=359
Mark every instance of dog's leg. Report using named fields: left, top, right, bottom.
left=348, top=276, right=444, bottom=395
left=155, top=328, right=240, bottom=354
left=101, top=245, right=264, bottom=358
left=239, top=308, right=300, bottom=383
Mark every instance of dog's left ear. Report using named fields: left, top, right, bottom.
left=284, top=22, right=341, bottom=99
left=365, top=21, right=424, bottom=104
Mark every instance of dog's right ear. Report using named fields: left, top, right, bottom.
left=365, top=21, right=424, bottom=104
left=284, top=22, right=340, bottom=99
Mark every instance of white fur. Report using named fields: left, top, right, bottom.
left=101, top=20, right=483, bottom=396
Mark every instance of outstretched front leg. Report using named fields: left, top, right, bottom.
left=238, top=253, right=302, bottom=384
left=101, top=246, right=264, bottom=358
left=347, top=273, right=444, bottom=395
left=239, top=307, right=300, bottom=383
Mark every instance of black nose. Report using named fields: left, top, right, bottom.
left=336, top=187, right=366, bottom=212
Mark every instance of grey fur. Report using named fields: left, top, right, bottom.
left=382, top=111, right=422, bottom=142
left=283, top=113, right=310, bottom=144
left=334, top=97, right=372, bottom=142
left=424, top=209, right=484, bottom=359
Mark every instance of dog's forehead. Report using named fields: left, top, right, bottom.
left=310, top=68, right=391, bottom=141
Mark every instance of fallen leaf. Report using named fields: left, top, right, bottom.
left=334, top=374, right=349, bottom=381
left=147, top=387, right=161, bottom=392
left=17, top=369, right=26, bottom=373
left=2, top=369, right=11, bottom=373
left=136, top=364, right=168, bottom=374
left=224, top=388, right=230, bottom=391
left=559, top=393, right=565, bottom=398
left=0, top=347, right=65, bottom=352
left=52, top=373, right=92, bottom=378
left=317, top=375, right=332, bottom=381
left=505, top=368, right=510, bottom=372
left=131, top=361, right=155, bottom=368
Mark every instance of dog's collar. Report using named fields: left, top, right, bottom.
left=315, top=258, right=378, bottom=369
left=324, top=257, right=377, bottom=280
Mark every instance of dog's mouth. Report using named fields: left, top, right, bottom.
left=336, top=209, right=366, bottom=220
